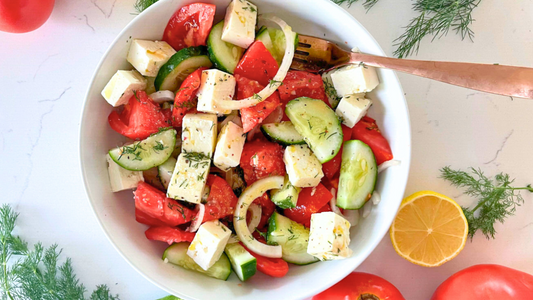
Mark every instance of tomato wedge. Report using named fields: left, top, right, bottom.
left=352, top=116, right=393, bottom=165
left=252, top=193, right=276, bottom=230
left=240, top=139, right=286, bottom=185
left=135, top=208, right=168, bottom=227
left=240, top=242, right=289, bottom=278
left=278, top=70, right=328, bottom=104
left=202, top=175, right=239, bottom=223
left=284, top=184, right=333, bottom=227
left=108, top=91, right=170, bottom=140
left=134, top=182, right=195, bottom=226
left=234, top=41, right=280, bottom=86
left=162, top=3, right=216, bottom=51
left=172, top=67, right=207, bottom=127
left=235, top=74, right=281, bottom=133
left=322, top=125, right=353, bottom=179
left=145, top=226, right=196, bottom=245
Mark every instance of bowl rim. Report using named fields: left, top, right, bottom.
left=79, top=0, right=411, bottom=299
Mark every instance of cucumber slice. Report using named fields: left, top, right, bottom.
left=224, top=243, right=257, bottom=281
left=155, top=46, right=212, bottom=92
left=163, top=242, right=231, bottom=281
left=256, top=26, right=298, bottom=65
left=261, top=121, right=305, bottom=146
left=337, top=140, right=378, bottom=209
left=285, top=97, right=343, bottom=163
left=270, top=175, right=300, bottom=209
left=157, top=156, right=177, bottom=189
left=207, top=21, right=244, bottom=74
left=267, top=212, right=319, bottom=265
left=108, top=129, right=177, bottom=171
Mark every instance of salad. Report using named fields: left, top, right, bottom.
left=102, top=0, right=394, bottom=282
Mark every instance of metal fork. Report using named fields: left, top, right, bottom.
left=291, top=35, right=533, bottom=99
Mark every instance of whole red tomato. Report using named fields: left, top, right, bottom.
left=0, top=0, right=55, bottom=33
left=313, top=272, right=405, bottom=300
left=431, top=264, right=533, bottom=300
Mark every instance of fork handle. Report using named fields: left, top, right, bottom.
left=350, top=52, right=533, bottom=99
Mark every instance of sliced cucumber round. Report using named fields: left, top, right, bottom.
left=337, top=140, right=378, bottom=210
left=267, top=212, right=319, bottom=265
left=224, top=243, right=256, bottom=282
left=163, top=242, right=231, bottom=281
left=155, top=46, right=212, bottom=91
left=285, top=97, right=343, bottom=163
left=108, top=129, right=177, bottom=171
left=270, top=175, right=300, bottom=209
left=157, top=156, right=177, bottom=189
left=207, top=21, right=244, bottom=74
left=261, top=121, right=305, bottom=146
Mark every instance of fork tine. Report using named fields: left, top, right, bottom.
left=291, top=34, right=351, bottom=73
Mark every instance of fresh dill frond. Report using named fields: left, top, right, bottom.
left=393, top=0, right=481, bottom=58
left=134, top=0, right=160, bottom=13
left=0, top=204, right=119, bottom=299
left=331, top=0, right=380, bottom=10
left=440, top=167, right=533, bottom=240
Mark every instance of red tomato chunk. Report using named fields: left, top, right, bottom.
left=284, top=184, right=333, bottom=227
left=145, top=226, right=196, bottom=245
left=240, top=139, right=286, bottom=185
left=234, top=41, right=279, bottom=87
left=108, top=91, right=170, bottom=140
left=172, top=67, right=207, bottom=127
left=352, top=116, right=393, bottom=165
left=162, top=3, right=216, bottom=51
left=202, top=175, right=239, bottom=223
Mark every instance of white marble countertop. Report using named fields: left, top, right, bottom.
left=1, top=0, right=532, bottom=299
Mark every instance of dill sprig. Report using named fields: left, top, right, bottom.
left=0, top=204, right=119, bottom=300
left=440, top=167, right=533, bottom=240
left=134, top=0, right=160, bottom=13
left=331, top=0, right=380, bottom=10
left=393, top=0, right=480, bottom=58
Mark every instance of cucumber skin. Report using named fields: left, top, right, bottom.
left=285, top=97, right=343, bottom=164
left=154, top=46, right=209, bottom=91
left=260, top=123, right=306, bottom=146
left=207, top=21, right=244, bottom=74
left=337, top=140, right=378, bottom=210
left=108, top=129, right=177, bottom=171
left=162, top=243, right=231, bottom=281
left=224, top=243, right=257, bottom=282
left=267, top=212, right=319, bottom=265
left=270, top=176, right=300, bottom=209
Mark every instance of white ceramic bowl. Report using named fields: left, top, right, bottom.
left=80, top=0, right=411, bottom=299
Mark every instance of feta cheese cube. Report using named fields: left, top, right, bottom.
left=283, top=145, right=324, bottom=188
left=213, top=121, right=246, bottom=171
left=182, top=114, right=218, bottom=157
left=166, top=152, right=210, bottom=204
left=106, top=154, right=144, bottom=192
left=330, top=64, right=379, bottom=97
left=101, top=70, right=147, bottom=107
left=197, top=70, right=235, bottom=115
left=335, top=94, right=372, bottom=128
left=187, top=220, right=232, bottom=270
left=221, top=0, right=257, bottom=48
left=307, top=211, right=352, bottom=261
left=127, top=39, right=176, bottom=77
left=322, top=70, right=341, bottom=108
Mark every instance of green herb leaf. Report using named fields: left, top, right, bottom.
left=0, top=204, right=119, bottom=299
left=134, top=0, right=160, bottom=13
left=440, top=166, right=533, bottom=239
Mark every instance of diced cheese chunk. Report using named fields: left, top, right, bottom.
left=101, top=70, right=147, bottom=107
left=182, top=114, right=218, bottom=157
left=106, top=154, right=144, bottom=192
left=335, top=94, right=372, bottom=128
left=187, top=220, right=232, bottom=270
left=221, top=0, right=257, bottom=48
left=307, top=212, right=352, bottom=261
left=197, top=70, right=235, bottom=115
left=166, top=152, right=210, bottom=204
left=322, top=70, right=341, bottom=108
left=213, top=121, right=246, bottom=171
left=283, top=145, right=324, bottom=188
left=127, top=39, right=176, bottom=77
left=330, top=64, right=379, bottom=97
